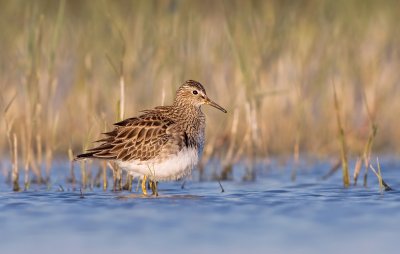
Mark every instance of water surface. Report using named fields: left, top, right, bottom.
left=0, top=159, right=399, bottom=254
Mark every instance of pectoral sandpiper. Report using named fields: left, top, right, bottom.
left=76, top=80, right=227, bottom=195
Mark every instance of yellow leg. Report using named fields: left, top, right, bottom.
left=141, top=175, right=148, bottom=195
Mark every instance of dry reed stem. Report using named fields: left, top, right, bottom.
left=362, top=125, right=378, bottom=187
left=5, top=117, right=15, bottom=155
left=333, top=82, right=350, bottom=187
left=363, top=124, right=377, bottom=185
left=108, top=162, right=122, bottom=191
left=29, top=150, right=41, bottom=183
left=86, top=160, right=93, bottom=189
left=292, top=81, right=306, bottom=182
left=12, top=133, right=19, bottom=191
left=369, top=158, right=392, bottom=192
left=3, top=94, right=17, bottom=188
left=243, top=102, right=256, bottom=181
left=321, top=160, right=341, bottom=180
left=357, top=85, right=378, bottom=187
left=92, top=167, right=102, bottom=189
left=23, top=143, right=30, bottom=190
left=291, top=131, right=300, bottom=182
left=119, top=71, right=125, bottom=121
left=353, top=157, right=362, bottom=185
left=44, top=113, right=59, bottom=182
left=21, top=123, right=33, bottom=189
left=36, top=134, right=42, bottom=167
left=80, top=160, right=87, bottom=189
left=101, top=161, right=107, bottom=191
left=376, top=158, right=383, bottom=193
left=68, top=146, right=76, bottom=186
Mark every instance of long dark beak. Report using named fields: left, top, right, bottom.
left=206, top=97, right=227, bottom=113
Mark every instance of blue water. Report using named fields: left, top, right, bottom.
left=0, top=159, right=399, bottom=254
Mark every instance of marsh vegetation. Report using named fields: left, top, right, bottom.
left=0, top=0, right=399, bottom=191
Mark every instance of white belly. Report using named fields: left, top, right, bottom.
left=117, top=148, right=198, bottom=181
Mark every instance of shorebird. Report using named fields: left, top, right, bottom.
left=76, top=80, right=227, bottom=195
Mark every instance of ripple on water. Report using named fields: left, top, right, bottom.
left=0, top=161, right=399, bottom=254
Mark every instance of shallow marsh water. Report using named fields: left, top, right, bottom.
left=0, top=159, right=399, bottom=254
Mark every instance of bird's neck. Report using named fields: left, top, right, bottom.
left=170, top=102, right=205, bottom=133
left=172, top=100, right=202, bottom=117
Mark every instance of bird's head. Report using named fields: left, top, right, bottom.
left=174, top=80, right=227, bottom=113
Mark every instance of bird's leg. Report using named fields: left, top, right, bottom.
left=155, top=181, right=158, bottom=196
left=149, top=180, right=154, bottom=193
left=141, top=175, right=148, bottom=195
left=150, top=181, right=159, bottom=196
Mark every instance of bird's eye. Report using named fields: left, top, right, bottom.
left=192, top=90, right=198, bottom=95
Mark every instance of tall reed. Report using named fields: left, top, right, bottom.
left=333, top=82, right=350, bottom=187
left=0, top=1, right=399, bottom=188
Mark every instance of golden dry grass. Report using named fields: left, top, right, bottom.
left=1, top=0, right=400, bottom=186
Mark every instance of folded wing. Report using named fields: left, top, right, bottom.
left=76, top=114, right=186, bottom=163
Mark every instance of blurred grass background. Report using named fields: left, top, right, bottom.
left=1, top=0, right=400, bottom=183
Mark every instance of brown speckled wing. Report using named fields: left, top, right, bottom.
left=83, top=114, right=185, bottom=162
